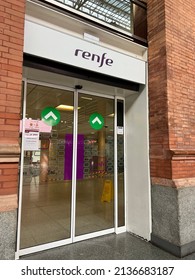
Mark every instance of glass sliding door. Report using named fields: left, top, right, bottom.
left=18, top=81, right=125, bottom=256
left=75, top=93, right=115, bottom=236
left=19, top=83, right=74, bottom=249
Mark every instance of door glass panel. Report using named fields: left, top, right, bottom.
left=20, top=84, right=74, bottom=249
left=75, top=93, right=114, bottom=236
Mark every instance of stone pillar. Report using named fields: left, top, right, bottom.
left=148, top=0, right=195, bottom=257
left=0, top=0, right=25, bottom=259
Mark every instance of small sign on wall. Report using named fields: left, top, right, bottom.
left=117, top=126, right=124, bottom=135
left=20, top=119, right=52, bottom=133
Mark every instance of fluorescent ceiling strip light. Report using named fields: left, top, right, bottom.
left=56, top=105, right=80, bottom=111
left=81, top=96, right=93, bottom=101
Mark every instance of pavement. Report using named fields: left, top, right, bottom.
left=20, top=232, right=195, bottom=260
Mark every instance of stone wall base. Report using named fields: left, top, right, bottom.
left=151, top=184, right=195, bottom=257
left=151, top=234, right=195, bottom=258
left=0, top=210, right=17, bottom=260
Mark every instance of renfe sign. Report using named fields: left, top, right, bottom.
left=74, top=49, right=113, bottom=68
left=24, top=20, right=145, bottom=84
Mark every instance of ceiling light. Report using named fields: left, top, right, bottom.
left=108, top=113, right=114, bottom=117
left=81, top=96, right=93, bottom=101
left=56, top=105, right=80, bottom=111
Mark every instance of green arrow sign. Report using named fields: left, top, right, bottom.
left=89, top=112, right=104, bottom=130
left=41, top=107, right=61, bottom=126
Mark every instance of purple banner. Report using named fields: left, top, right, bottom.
left=77, top=134, right=84, bottom=179
left=64, top=134, right=84, bottom=180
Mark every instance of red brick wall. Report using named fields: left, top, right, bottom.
left=147, top=0, right=171, bottom=179
left=148, top=0, right=195, bottom=184
left=166, top=0, right=195, bottom=179
left=0, top=0, right=25, bottom=198
left=0, top=164, right=19, bottom=195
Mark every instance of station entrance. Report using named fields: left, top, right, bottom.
left=17, top=71, right=126, bottom=256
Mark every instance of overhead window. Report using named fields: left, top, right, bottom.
left=45, top=0, right=147, bottom=41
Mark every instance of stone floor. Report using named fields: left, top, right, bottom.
left=20, top=232, right=195, bottom=260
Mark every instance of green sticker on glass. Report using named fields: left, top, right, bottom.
left=89, top=113, right=104, bottom=130
left=41, top=107, right=61, bottom=126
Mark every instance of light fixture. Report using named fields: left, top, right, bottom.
left=81, top=96, right=93, bottom=101
left=108, top=113, right=114, bottom=117
left=56, top=105, right=80, bottom=111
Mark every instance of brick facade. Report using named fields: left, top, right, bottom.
left=0, top=0, right=195, bottom=258
left=148, top=0, right=195, bottom=256
left=166, top=0, right=195, bottom=181
left=0, top=0, right=25, bottom=205
left=148, top=0, right=195, bottom=186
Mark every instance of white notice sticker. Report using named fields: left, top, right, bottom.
left=24, top=131, right=39, bottom=151
left=117, top=126, right=124, bottom=135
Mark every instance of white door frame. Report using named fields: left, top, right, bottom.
left=15, top=79, right=126, bottom=259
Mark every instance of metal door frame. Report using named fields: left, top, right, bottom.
left=15, top=78, right=126, bottom=259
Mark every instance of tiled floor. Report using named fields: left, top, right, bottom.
left=20, top=178, right=115, bottom=249
left=20, top=232, right=195, bottom=260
